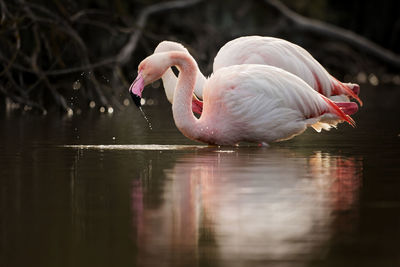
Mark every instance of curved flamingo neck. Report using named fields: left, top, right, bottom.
left=160, top=68, right=177, bottom=103
left=194, top=71, right=207, bottom=99
left=168, top=52, right=203, bottom=140
left=155, top=41, right=206, bottom=101
left=162, top=67, right=207, bottom=101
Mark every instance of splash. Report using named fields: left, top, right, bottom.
left=138, top=107, right=153, bottom=130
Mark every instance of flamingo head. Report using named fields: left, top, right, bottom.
left=129, top=71, right=144, bottom=107
left=154, top=41, right=188, bottom=54
left=129, top=54, right=167, bottom=107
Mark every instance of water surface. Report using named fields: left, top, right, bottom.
left=1, top=84, right=400, bottom=267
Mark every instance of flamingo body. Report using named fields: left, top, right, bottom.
left=213, top=36, right=361, bottom=104
left=153, top=36, right=361, bottom=111
left=198, top=65, right=352, bottom=145
left=130, top=51, right=354, bottom=146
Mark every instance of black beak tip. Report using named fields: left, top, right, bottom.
left=130, top=91, right=142, bottom=108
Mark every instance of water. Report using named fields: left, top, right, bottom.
left=1, top=84, right=400, bottom=267
left=138, top=107, right=153, bottom=130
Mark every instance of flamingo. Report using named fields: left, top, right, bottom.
left=129, top=51, right=355, bottom=146
left=138, top=36, right=361, bottom=114
left=151, top=40, right=205, bottom=114
left=213, top=36, right=361, bottom=104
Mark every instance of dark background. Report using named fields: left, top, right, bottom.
left=1, top=0, right=399, bottom=114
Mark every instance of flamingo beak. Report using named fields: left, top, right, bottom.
left=351, top=84, right=360, bottom=96
left=129, top=71, right=144, bottom=107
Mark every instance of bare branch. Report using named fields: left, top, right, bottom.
left=1, top=0, right=208, bottom=112
left=0, top=0, right=9, bottom=24
left=0, top=70, right=45, bottom=112
left=116, top=0, right=203, bottom=65
left=0, top=22, right=20, bottom=76
left=0, top=85, right=45, bottom=112
left=70, top=9, right=111, bottom=22
left=264, top=0, right=400, bottom=69
left=44, top=58, right=116, bottom=75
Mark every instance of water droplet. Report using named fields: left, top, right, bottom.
left=123, top=99, right=130, bottom=106
left=13, top=104, right=18, bottom=110
left=356, top=72, right=367, bottom=83
left=67, top=108, right=73, bottom=116
left=99, top=107, right=105, bottom=113
left=89, top=101, right=96, bottom=108
left=12, top=103, right=20, bottom=109
left=112, top=136, right=116, bottom=140
left=140, top=98, right=146, bottom=106
left=107, top=107, right=114, bottom=114
left=138, top=107, right=153, bottom=130
left=151, top=81, right=160, bottom=88
left=393, top=75, right=400, bottom=85
left=72, top=80, right=81, bottom=90
left=368, top=73, right=379, bottom=86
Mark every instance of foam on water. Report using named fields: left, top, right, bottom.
left=62, top=144, right=207, bottom=151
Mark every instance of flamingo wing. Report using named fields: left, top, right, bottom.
left=204, top=65, right=352, bottom=143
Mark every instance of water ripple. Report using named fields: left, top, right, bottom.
left=62, top=144, right=207, bottom=151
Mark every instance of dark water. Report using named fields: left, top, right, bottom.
left=1, top=84, right=400, bottom=267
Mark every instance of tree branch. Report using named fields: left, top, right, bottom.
left=116, top=0, right=203, bottom=65
left=264, top=0, right=400, bottom=69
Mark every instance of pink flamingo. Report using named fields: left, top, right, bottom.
left=153, top=41, right=206, bottom=111
left=214, top=36, right=361, bottom=104
left=130, top=51, right=355, bottom=146
left=143, top=36, right=361, bottom=114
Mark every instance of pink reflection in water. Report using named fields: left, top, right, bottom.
left=130, top=149, right=362, bottom=266
left=309, top=152, right=362, bottom=212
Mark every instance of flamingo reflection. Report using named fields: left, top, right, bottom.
left=131, top=149, right=362, bottom=266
